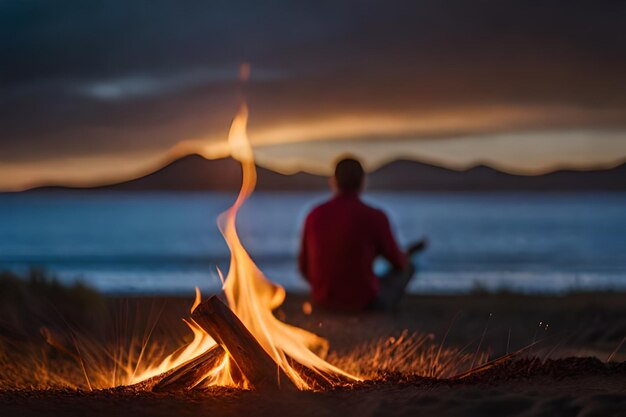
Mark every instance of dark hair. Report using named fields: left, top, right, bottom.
left=334, top=157, right=365, bottom=192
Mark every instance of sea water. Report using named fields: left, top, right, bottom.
left=1, top=192, right=625, bottom=294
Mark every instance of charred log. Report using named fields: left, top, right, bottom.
left=285, top=356, right=353, bottom=390
left=152, top=344, right=225, bottom=392
left=191, top=296, right=296, bottom=391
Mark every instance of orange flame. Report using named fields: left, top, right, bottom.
left=218, top=101, right=358, bottom=388
left=132, top=98, right=358, bottom=389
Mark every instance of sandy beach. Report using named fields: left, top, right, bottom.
left=2, top=290, right=625, bottom=416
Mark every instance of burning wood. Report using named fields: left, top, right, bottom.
left=152, top=345, right=225, bottom=392
left=151, top=297, right=359, bottom=392
left=191, top=296, right=296, bottom=391
left=285, top=355, right=355, bottom=390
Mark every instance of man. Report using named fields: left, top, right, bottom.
left=299, top=157, right=426, bottom=311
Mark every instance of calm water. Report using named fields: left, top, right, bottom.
left=1, top=192, right=625, bottom=294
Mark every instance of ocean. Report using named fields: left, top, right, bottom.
left=1, top=192, right=625, bottom=295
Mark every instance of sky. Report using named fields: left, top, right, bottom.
left=1, top=0, right=626, bottom=190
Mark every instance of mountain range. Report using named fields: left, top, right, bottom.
left=30, top=154, right=626, bottom=192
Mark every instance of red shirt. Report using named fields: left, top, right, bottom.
left=298, top=193, right=407, bottom=310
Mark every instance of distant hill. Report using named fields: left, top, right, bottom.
left=32, top=155, right=328, bottom=192
left=28, top=154, right=626, bottom=192
left=368, top=159, right=626, bottom=191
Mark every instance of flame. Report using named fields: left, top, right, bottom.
left=218, top=101, right=358, bottom=389
left=132, top=98, right=358, bottom=389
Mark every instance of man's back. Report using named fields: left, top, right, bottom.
left=299, top=193, right=407, bottom=310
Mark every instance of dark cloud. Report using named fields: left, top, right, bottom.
left=1, top=0, right=626, bottom=165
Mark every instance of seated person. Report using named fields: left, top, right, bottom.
left=298, top=157, right=426, bottom=311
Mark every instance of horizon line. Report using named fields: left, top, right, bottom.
left=4, top=151, right=626, bottom=193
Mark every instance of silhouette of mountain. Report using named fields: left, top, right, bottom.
left=31, top=154, right=328, bottom=192
left=368, top=159, right=626, bottom=191
left=28, top=154, right=626, bottom=192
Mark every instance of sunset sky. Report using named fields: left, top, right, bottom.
left=2, top=1, right=626, bottom=190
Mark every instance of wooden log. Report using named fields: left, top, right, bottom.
left=286, top=357, right=333, bottom=390
left=152, top=344, right=225, bottom=392
left=286, top=356, right=355, bottom=390
left=191, top=296, right=296, bottom=391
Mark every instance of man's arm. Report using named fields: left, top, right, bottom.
left=298, top=217, right=310, bottom=282
left=376, top=212, right=408, bottom=270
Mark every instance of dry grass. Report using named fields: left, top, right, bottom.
left=0, top=271, right=489, bottom=391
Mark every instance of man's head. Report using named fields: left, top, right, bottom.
left=332, top=157, right=365, bottom=194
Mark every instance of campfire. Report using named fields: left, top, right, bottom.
left=130, top=100, right=359, bottom=391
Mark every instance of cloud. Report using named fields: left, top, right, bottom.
left=1, top=0, right=626, bottom=189
left=252, top=129, right=626, bottom=175
left=74, top=67, right=287, bottom=100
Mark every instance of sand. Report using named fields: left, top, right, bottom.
left=1, top=292, right=626, bottom=416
